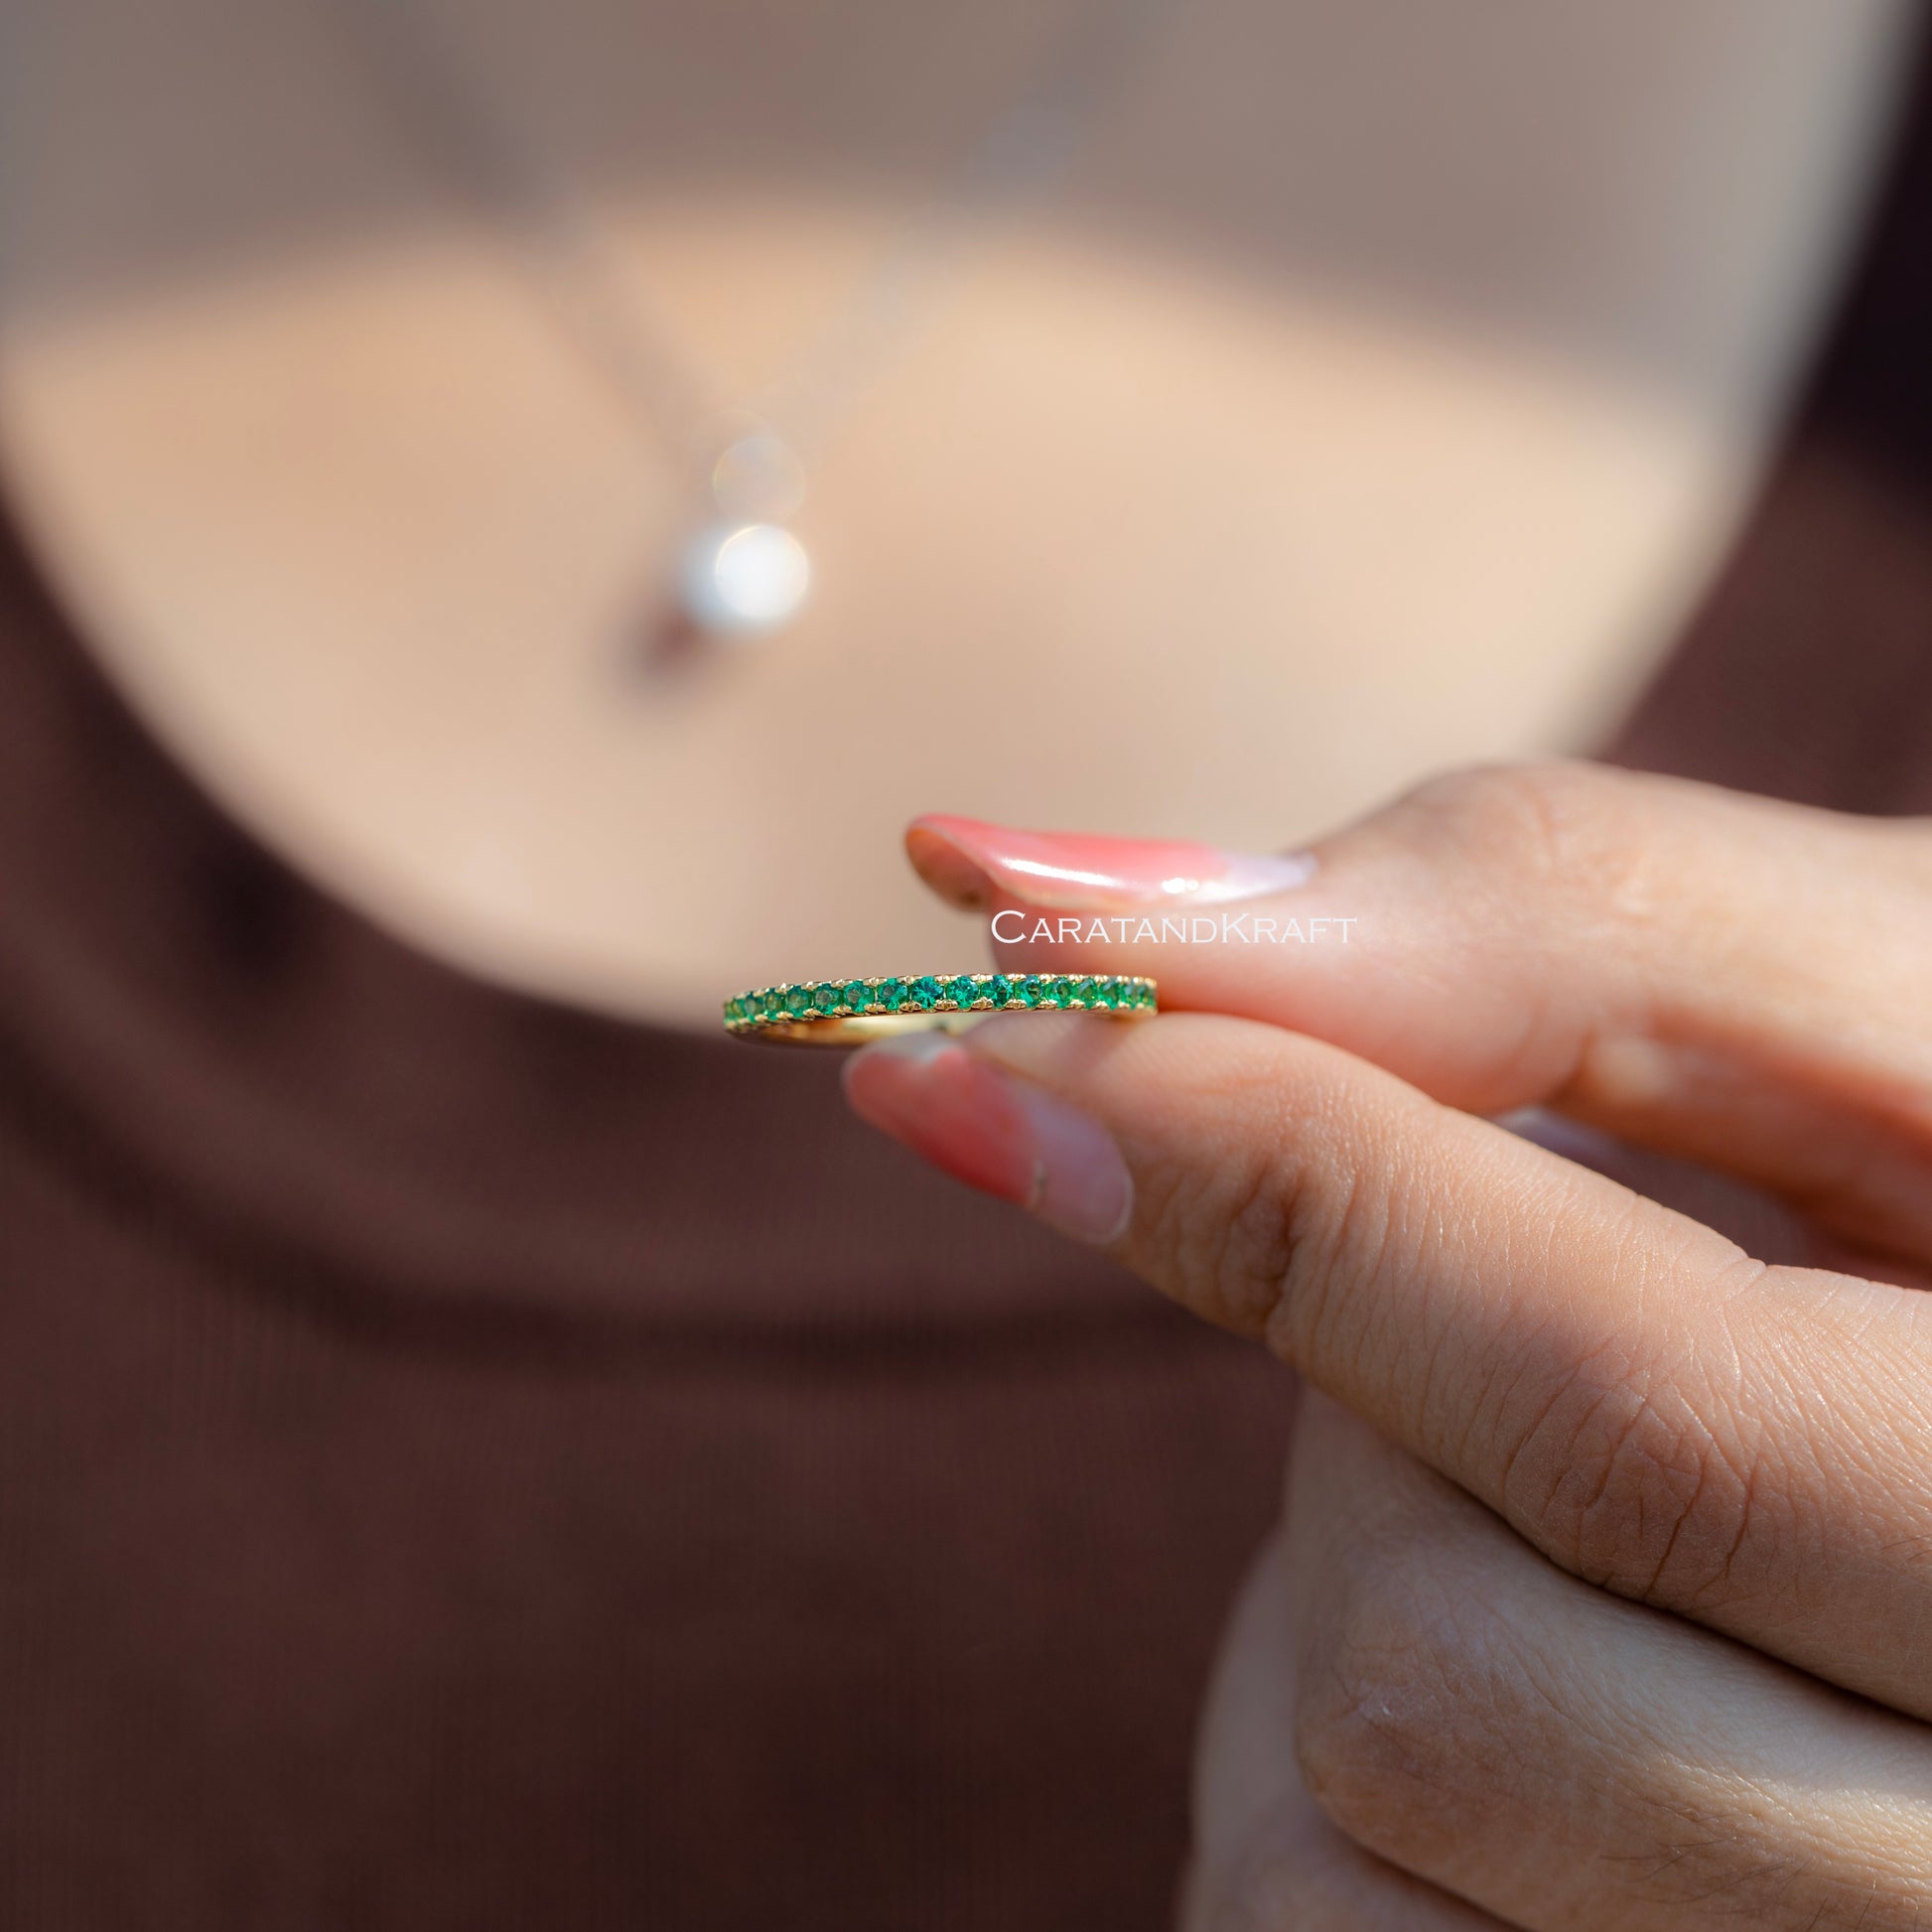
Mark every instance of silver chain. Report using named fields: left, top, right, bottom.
left=335, top=0, right=1171, bottom=477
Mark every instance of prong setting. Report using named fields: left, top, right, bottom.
left=723, top=973, right=1157, bottom=1040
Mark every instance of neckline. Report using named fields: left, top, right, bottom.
left=0, top=497, right=1158, bottom=1350
left=5, top=13, right=1930, bottom=1344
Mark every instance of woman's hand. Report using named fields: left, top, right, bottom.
left=843, top=760, right=1932, bottom=1927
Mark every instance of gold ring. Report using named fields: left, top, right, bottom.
left=724, top=972, right=1157, bottom=1046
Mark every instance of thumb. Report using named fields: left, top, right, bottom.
left=904, top=759, right=1932, bottom=1259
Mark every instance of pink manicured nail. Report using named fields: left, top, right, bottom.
left=841, top=1035, right=1133, bottom=1246
left=906, top=815, right=1315, bottom=912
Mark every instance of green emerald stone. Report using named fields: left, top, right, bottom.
left=812, top=982, right=840, bottom=1015
left=738, top=992, right=762, bottom=1023
left=946, top=975, right=979, bottom=1007
left=987, top=975, right=1015, bottom=1007
left=784, top=985, right=811, bottom=1017
left=1071, top=977, right=1101, bottom=1008
left=841, top=981, right=869, bottom=1012
left=909, top=976, right=940, bottom=1010
left=876, top=978, right=905, bottom=1010
left=1013, top=977, right=1041, bottom=1007
left=1046, top=977, right=1076, bottom=1007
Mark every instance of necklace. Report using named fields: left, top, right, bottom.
left=338, top=0, right=1169, bottom=648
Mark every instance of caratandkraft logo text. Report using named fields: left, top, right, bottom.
left=990, top=911, right=1357, bottom=945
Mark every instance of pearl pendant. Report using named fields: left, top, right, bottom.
left=677, top=520, right=812, bottom=637
left=674, top=430, right=812, bottom=640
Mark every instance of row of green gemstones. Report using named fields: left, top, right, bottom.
left=725, top=975, right=1156, bottom=1027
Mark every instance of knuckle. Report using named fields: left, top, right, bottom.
left=1291, top=1545, right=1498, bottom=1869
left=1380, top=761, right=1687, bottom=1098
left=1135, top=1064, right=1400, bottom=1351
left=1270, top=1141, right=1408, bottom=1372
left=1137, top=1129, right=1298, bottom=1336
left=1392, top=759, right=1633, bottom=890
left=1389, top=760, right=1671, bottom=975
left=1499, top=1350, right=1782, bottom=1608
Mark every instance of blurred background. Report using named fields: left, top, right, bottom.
left=0, top=0, right=1916, bottom=1019
left=0, top=4, right=1929, bottom=1929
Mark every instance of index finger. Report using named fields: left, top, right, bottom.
left=844, top=1006, right=1932, bottom=1721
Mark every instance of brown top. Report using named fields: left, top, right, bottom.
left=1, top=24, right=1929, bottom=1927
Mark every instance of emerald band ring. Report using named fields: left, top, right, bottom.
left=724, top=973, right=1158, bottom=1046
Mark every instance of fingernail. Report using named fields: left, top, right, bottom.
left=841, top=1034, right=1133, bottom=1246
left=906, top=815, right=1315, bottom=912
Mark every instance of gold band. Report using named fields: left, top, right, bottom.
left=724, top=972, right=1157, bottom=1047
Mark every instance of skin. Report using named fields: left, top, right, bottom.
left=4, top=1, right=1926, bottom=1909
left=0, top=0, right=1914, bottom=1019
left=846, top=759, right=1932, bottom=1926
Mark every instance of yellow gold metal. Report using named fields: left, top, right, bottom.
left=722, top=973, right=1158, bottom=1047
